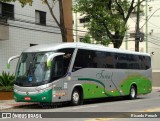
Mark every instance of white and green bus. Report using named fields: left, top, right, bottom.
left=8, top=42, right=152, bottom=106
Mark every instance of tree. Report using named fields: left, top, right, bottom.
left=0, top=0, right=32, bottom=7
left=74, top=0, right=145, bottom=48
left=0, top=0, right=67, bottom=42
left=81, top=34, right=91, bottom=43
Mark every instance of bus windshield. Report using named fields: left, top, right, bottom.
left=15, top=52, right=54, bottom=86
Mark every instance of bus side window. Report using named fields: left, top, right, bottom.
left=143, top=56, right=151, bottom=70
left=57, top=48, right=74, bottom=74
left=105, top=52, right=115, bottom=68
left=72, top=49, right=90, bottom=72
left=51, top=55, right=64, bottom=80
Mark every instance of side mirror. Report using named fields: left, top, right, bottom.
left=47, top=52, right=65, bottom=68
left=7, top=55, right=20, bottom=69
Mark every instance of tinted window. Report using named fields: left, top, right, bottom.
left=50, top=48, right=74, bottom=81
left=142, top=56, right=151, bottom=70
left=73, top=49, right=115, bottom=71
left=93, top=51, right=115, bottom=68
left=57, top=48, right=75, bottom=74
left=73, top=49, right=91, bottom=71
left=73, top=49, right=151, bottom=71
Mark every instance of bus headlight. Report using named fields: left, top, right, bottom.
left=42, top=97, right=46, bottom=100
left=14, top=89, right=18, bottom=92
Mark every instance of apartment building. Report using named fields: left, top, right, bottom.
left=0, top=0, right=73, bottom=73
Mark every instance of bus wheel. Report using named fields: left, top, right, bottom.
left=71, top=88, right=81, bottom=106
left=129, top=86, right=137, bottom=99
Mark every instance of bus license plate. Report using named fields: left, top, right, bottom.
left=24, top=97, right=31, bottom=100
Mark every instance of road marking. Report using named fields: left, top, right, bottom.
left=143, top=107, right=160, bottom=112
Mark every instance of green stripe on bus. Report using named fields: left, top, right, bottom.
left=78, top=78, right=105, bottom=88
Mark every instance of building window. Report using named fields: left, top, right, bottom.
left=35, top=10, right=46, bottom=25
left=0, top=2, right=14, bottom=19
left=79, top=37, right=84, bottom=42
left=79, top=17, right=89, bottom=23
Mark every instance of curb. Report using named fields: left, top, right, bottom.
left=0, top=100, right=35, bottom=111
left=152, top=87, right=160, bottom=90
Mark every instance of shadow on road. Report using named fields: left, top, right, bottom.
left=13, top=96, right=148, bottom=110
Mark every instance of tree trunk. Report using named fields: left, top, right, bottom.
left=135, top=0, right=140, bottom=52
left=59, top=0, right=67, bottom=42
left=113, top=42, right=121, bottom=48
left=60, top=27, right=67, bottom=42
left=112, top=35, right=124, bottom=48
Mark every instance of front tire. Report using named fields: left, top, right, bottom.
left=129, top=86, right=137, bottom=99
left=71, top=88, right=82, bottom=106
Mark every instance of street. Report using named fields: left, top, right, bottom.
left=1, top=88, right=160, bottom=121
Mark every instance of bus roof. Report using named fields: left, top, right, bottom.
left=23, top=42, right=150, bottom=56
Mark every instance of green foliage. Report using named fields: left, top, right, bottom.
left=0, top=71, right=15, bottom=91
left=0, top=0, right=33, bottom=7
left=74, top=0, right=143, bottom=48
left=81, top=34, right=91, bottom=43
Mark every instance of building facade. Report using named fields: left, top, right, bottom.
left=0, top=0, right=73, bottom=73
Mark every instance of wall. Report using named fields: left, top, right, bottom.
left=152, top=72, right=160, bottom=87
left=0, top=0, right=62, bottom=73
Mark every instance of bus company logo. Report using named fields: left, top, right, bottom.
left=26, top=91, right=29, bottom=95
left=1, top=113, right=12, bottom=119
left=96, top=70, right=113, bottom=80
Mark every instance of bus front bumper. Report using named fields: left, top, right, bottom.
left=14, top=89, right=52, bottom=103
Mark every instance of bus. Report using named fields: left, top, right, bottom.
left=7, top=42, right=152, bottom=106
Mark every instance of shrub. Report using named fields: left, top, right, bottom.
left=0, top=71, right=15, bottom=91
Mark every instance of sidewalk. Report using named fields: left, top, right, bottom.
left=0, top=87, right=160, bottom=111
left=0, top=100, right=35, bottom=111
left=152, top=87, right=160, bottom=91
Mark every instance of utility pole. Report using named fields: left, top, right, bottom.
left=135, top=0, right=140, bottom=52
left=145, top=0, right=148, bottom=53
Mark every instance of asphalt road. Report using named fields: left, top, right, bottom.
left=1, top=88, right=160, bottom=121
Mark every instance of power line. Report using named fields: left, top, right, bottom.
left=0, top=22, right=91, bottom=39
left=3, top=16, right=89, bottom=33
left=149, top=37, right=160, bottom=42
left=148, top=40, right=160, bottom=46
left=0, top=22, right=61, bottom=34
left=1, top=9, right=89, bottom=33
left=140, top=17, right=160, bottom=29
left=141, top=8, right=160, bottom=29
left=3, top=20, right=160, bottom=47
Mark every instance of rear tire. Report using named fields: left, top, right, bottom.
left=129, top=86, right=137, bottom=99
left=71, top=88, right=82, bottom=106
